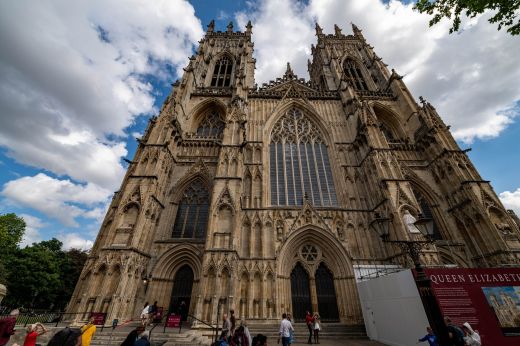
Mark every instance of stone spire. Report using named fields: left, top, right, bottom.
left=227, top=21, right=234, bottom=33
left=246, top=20, right=253, bottom=34
left=207, top=19, right=215, bottom=33
left=284, top=62, right=295, bottom=79
left=351, top=23, right=363, bottom=37
left=334, top=24, right=342, bottom=36
left=315, top=22, right=323, bottom=36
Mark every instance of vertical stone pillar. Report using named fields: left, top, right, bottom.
left=309, top=277, right=318, bottom=313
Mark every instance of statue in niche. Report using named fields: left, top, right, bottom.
left=276, top=222, right=284, bottom=241
left=337, top=225, right=345, bottom=241
left=402, top=209, right=421, bottom=233
left=496, top=222, right=512, bottom=234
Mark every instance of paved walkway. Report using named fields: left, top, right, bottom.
left=290, top=341, right=386, bottom=346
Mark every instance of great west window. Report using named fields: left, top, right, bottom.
left=172, top=179, right=209, bottom=239
left=270, top=108, right=337, bottom=207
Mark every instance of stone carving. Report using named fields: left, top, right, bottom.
left=402, top=210, right=421, bottom=234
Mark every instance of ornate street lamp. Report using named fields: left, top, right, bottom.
left=370, top=211, right=448, bottom=345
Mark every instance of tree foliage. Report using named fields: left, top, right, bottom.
left=415, top=0, right=520, bottom=35
left=0, top=213, right=89, bottom=310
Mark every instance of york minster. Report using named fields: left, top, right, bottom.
left=67, top=21, right=520, bottom=327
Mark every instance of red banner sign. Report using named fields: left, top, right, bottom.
left=422, top=268, right=520, bottom=346
left=166, top=314, right=181, bottom=328
left=89, top=312, right=106, bottom=326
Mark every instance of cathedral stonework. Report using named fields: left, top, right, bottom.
left=67, top=21, right=520, bottom=326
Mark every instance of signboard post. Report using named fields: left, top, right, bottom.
left=419, top=268, right=520, bottom=346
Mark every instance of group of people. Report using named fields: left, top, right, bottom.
left=305, top=311, right=321, bottom=344
left=140, top=301, right=159, bottom=327
left=417, top=318, right=481, bottom=346
left=218, top=309, right=264, bottom=346
left=0, top=309, right=49, bottom=346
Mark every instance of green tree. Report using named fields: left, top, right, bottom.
left=55, top=248, right=89, bottom=309
left=415, top=0, right=520, bottom=35
left=0, top=213, right=26, bottom=282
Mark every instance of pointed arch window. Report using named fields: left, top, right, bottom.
left=211, top=56, right=233, bottom=87
left=172, top=179, right=210, bottom=239
left=411, top=186, right=442, bottom=240
left=196, top=110, right=225, bottom=139
left=270, top=108, right=337, bottom=207
left=343, top=59, right=368, bottom=91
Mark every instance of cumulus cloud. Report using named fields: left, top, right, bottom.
left=59, top=232, right=94, bottom=250
left=2, top=173, right=112, bottom=227
left=19, top=213, right=45, bottom=247
left=499, top=188, right=520, bottom=216
left=238, top=0, right=520, bottom=143
left=0, top=0, right=204, bottom=190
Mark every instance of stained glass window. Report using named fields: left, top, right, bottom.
left=172, top=179, right=209, bottom=239
left=270, top=108, right=337, bottom=206
left=211, top=56, right=233, bottom=87
left=343, top=59, right=368, bottom=91
left=196, top=111, right=225, bottom=139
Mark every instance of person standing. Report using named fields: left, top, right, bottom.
left=0, top=309, right=19, bottom=346
left=278, top=313, right=294, bottom=346
left=462, top=322, right=481, bottom=346
left=287, top=313, right=294, bottom=345
left=178, top=300, right=187, bottom=321
left=141, top=302, right=150, bottom=326
left=312, top=312, right=321, bottom=344
left=134, top=330, right=151, bottom=346
left=230, top=309, right=236, bottom=337
left=444, top=317, right=465, bottom=346
left=120, top=325, right=145, bottom=346
left=221, top=313, right=232, bottom=341
left=149, top=301, right=158, bottom=324
left=305, top=311, right=314, bottom=344
left=241, top=321, right=252, bottom=346
left=81, top=316, right=97, bottom=346
left=417, top=326, right=439, bottom=346
left=23, top=323, right=47, bottom=346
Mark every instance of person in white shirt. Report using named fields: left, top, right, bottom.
left=278, top=313, right=294, bottom=346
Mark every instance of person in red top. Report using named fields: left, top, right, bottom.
left=23, top=323, right=48, bottom=346
left=305, top=311, right=314, bottom=344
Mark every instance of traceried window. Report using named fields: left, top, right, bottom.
left=172, top=179, right=209, bottom=239
left=411, top=187, right=442, bottom=240
left=270, top=108, right=338, bottom=207
left=343, top=59, right=368, bottom=91
left=211, top=56, right=233, bottom=87
left=196, top=111, right=225, bottom=139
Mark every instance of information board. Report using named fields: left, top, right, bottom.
left=89, top=312, right=106, bottom=326
left=421, top=268, right=520, bottom=345
left=166, top=314, right=181, bottom=328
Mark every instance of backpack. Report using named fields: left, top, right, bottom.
left=47, top=327, right=82, bottom=346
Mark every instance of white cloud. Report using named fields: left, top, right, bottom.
left=19, top=213, right=45, bottom=247
left=0, top=0, right=204, bottom=190
left=238, top=0, right=520, bottom=143
left=499, top=188, right=520, bottom=216
left=59, top=232, right=94, bottom=250
left=2, top=173, right=112, bottom=227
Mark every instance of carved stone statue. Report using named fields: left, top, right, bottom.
left=402, top=210, right=421, bottom=233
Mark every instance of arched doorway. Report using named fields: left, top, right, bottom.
left=315, top=263, right=339, bottom=322
left=291, top=262, right=312, bottom=321
left=169, top=265, right=194, bottom=320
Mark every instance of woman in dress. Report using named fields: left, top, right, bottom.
left=312, top=312, right=321, bottom=344
left=81, top=317, right=97, bottom=346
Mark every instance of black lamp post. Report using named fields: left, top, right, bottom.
left=371, top=212, right=449, bottom=345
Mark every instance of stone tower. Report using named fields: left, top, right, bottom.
left=67, top=21, right=520, bottom=326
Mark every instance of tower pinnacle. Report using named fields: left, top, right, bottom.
left=227, top=21, right=234, bottom=33
left=315, top=23, right=323, bottom=36
left=207, top=20, right=215, bottom=33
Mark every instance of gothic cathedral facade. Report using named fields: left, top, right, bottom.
left=67, top=22, right=520, bottom=326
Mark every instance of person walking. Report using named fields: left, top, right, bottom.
left=230, top=325, right=249, bottom=346
left=278, top=313, right=294, bottom=346
left=417, top=326, right=439, bottom=346
left=23, top=323, right=47, bottom=346
left=120, top=325, right=145, bottom=346
left=462, top=322, right=481, bottom=346
left=305, top=311, right=314, bottom=344
left=0, top=309, right=18, bottom=346
left=444, top=317, right=465, bottom=346
left=149, top=301, right=158, bottom=324
left=81, top=316, right=97, bottom=346
left=179, top=300, right=187, bottom=321
left=241, top=321, right=252, bottom=346
left=312, top=312, right=321, bottom=344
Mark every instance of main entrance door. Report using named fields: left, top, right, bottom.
left=291, top=262, right=312, bottom=321
left=315, top=263, right=339, bottom=322
left=169, top=265, right=194, bottom=320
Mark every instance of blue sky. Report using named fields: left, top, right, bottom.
left=0, top=0, right=519, bottom=249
